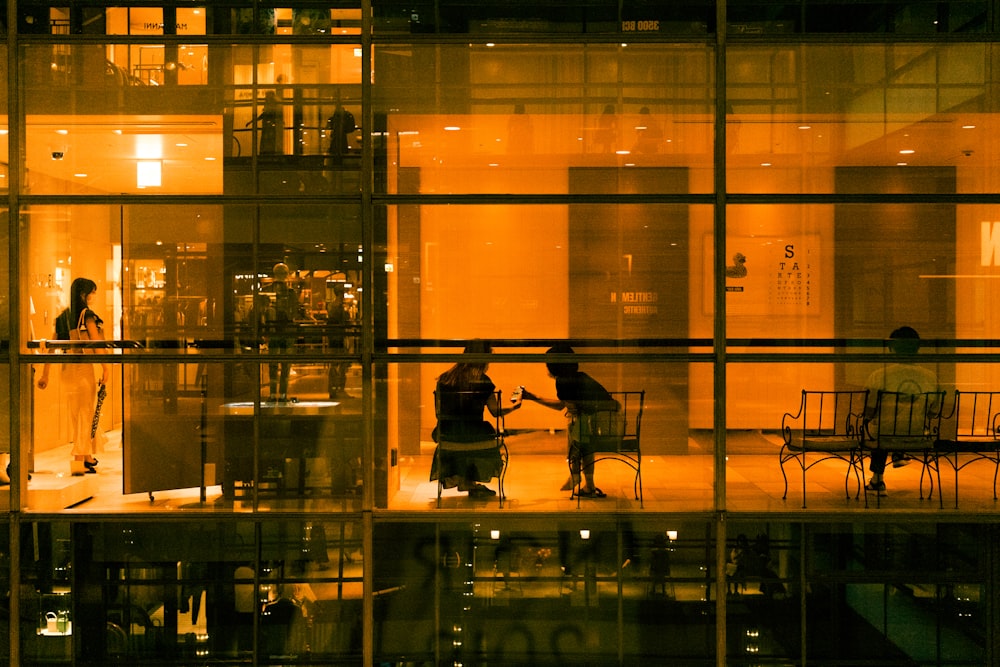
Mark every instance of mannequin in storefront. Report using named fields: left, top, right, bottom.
left=522, top=343, right=616, bottom=499
left=37, top=277, right=111, bottom=475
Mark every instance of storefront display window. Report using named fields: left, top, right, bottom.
left=22, top=202, right=363, bottom=512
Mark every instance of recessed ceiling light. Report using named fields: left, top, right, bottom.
left=899, top=149, right=915, bottom=154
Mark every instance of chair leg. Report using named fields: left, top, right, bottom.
left=635, top=460, right=643, bottom=509
left=933, top=452, right=944, bottom=510
left=778, top=453, right=790, bottom=501
left=801, top=457, right=807, bottom=509
left=859, top=449, right=869, bottom=509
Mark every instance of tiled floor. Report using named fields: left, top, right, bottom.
left=21, top=428, right=1000, bottom=515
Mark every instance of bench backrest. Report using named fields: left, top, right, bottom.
left=873, top=390, right=946, bottom=445
left=945, top=390, right=1000, bottom=440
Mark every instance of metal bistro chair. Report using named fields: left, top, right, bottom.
left=865, top=389, right=946, bottom=508
left=934, top=390, right=1000, bottom=508
left=431, top=389, right=508, bottom=508
left=779, top=390, right=868, bottom=508
left=568, top=390, right=645, bottom=508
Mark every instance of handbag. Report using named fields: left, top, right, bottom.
left=69, top=309, right=90, bottom=341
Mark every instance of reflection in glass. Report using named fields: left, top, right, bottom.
left=18, top=520, right=362, bottom=663
left=373, top=519, right=716, bottom=664
left=727, top=43, right=996, bottom=194
left=375, top=43, right=714, bottom=195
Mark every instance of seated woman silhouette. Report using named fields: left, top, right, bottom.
left=430, top=341, right=522, bottom=497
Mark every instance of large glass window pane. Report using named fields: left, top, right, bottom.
left=372, top=0, right=618, bottom=35
left=19, top=519, right=361, bottom=664
left=228, top=44, right=362, bottom=194
left=379, top=358, right=712, bottom=512
left=24, top=202, right=362, bottom=356
left=0, top=522, right=8, bottom=665
left=0, top=365, right=9, bottom=504
left=23, top=199, right=362, bottom=511
left=727, top=43, right=996, bottom=194
left=373, top=519, right=717, bottom=664
left=0, top=205, right=8, bottom=351
left=726, top=523, right=797, bottom=662
left=375, top=43, right=714, bottom=194
left=723, top=202, right=1000, bottom=341
left=13, top=2, right=363, bottom=36
left=373, top=0, right=714, bottom=35
left=21, top=42, right=363, bottom=196
left=257, top=519, right=363, bottom=661
left=383, top=203, right=709, bottom=343
left=21, top=42, right=225, bottom=195
left=802, top=0, right=988, bottom=33
left=728, top=356, right=1000, bottom=511
left=0, top=44, right=7, bottom=182
left=806, top=524, right=989, bottom=665
left=20, top=521, right=72, bottom=666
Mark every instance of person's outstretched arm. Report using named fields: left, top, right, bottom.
left=486, top=391, right=523, bottom=418
left=521, top=389, right=563, bottom=412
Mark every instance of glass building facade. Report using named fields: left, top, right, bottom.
left=0, top=0, right=999, bottom=664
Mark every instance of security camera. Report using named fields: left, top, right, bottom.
left=51, top=151, right=64, bottom=160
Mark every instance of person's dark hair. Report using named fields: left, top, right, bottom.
left=69, top=277, right=98, bottom=321
left=888, top=326, right=920, bottom=355
left=545, top=343, right=579, bottom=377
left=56, top=277, right=97, bottom=340
left=439, top=341, right=491, bottom=387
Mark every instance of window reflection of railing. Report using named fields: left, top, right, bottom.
left=232, top=92, right=361, bottom=158
left=229, top=125, right=362, bottom=159
left=105, top=60, right=147, bottom=86
left=27, top=340, right=144, bottom=352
